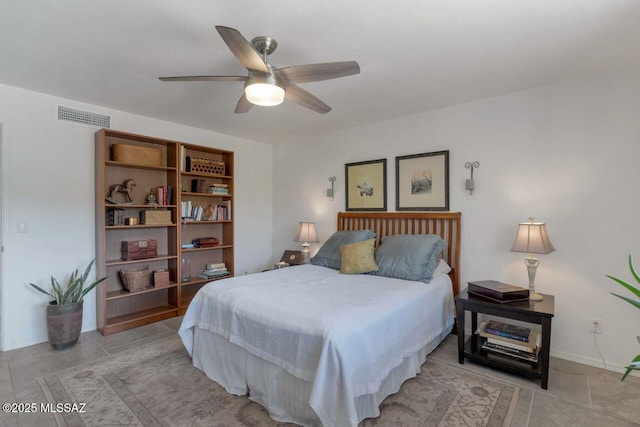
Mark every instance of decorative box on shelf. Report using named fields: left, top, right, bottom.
left=153, top=269, right=170, bottom=287
left=140, top=210, right=172, bottom=225
left=189, top=157, right=225, bottom=175
left=192, top=237, right=219, bottom=248
left=112, top=144, right=162, bottom=167
left=121, top=239, right=158, bottom=260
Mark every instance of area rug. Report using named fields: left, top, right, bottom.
left=39, top=334, right=518, bottom=427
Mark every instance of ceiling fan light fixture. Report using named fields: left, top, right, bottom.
left=244, top=69, right=285, bottom=106
left=245, top=82, right=285, bottom=106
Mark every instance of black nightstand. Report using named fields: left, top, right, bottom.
left=456, top=289, right=555, bottom=389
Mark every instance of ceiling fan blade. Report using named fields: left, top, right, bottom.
left=215, top=26, right=270, bottom=74
left=234, top=93, right=253, bottom=113
left=159, top=76, right=248, bottom=82
left=276, top=61, right=360, bottom=85
left=285, top=85, right=331, bottom=114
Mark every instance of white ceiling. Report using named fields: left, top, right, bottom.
left=1, top=0, right=639, bottom=144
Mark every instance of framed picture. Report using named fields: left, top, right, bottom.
left=280, top=250, right=303, bottom=265
left=396, top=150, right=449, bottom=211
left=345, top=159, right=387, bottom=211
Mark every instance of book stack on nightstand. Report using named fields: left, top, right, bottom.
left=478, top=320, right=541, bottom=363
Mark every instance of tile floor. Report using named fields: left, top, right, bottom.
left=0, top=318, right=638, bottom=427
left=429, top=335, right=640, bottom=426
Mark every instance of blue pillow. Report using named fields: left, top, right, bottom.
left=310, top=230, right=377, bottom=270
left=374, top=234, right=446, bottom=283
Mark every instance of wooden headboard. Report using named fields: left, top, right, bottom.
left=337, top=212, right=462, bottom=296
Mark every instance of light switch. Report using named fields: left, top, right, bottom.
left=17, top=222, right=28, bottom=233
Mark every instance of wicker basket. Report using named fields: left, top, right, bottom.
left=190, top=157, right=225, bottom=175
left=119, top=265, right=151, bottom=292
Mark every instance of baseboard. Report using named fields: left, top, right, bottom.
left=10, top=335, right=48, bottom=351
left=8, top=324, right=97, bottom=351
left=550, top=349, right=639, bottom=378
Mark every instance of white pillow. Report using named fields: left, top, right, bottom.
left=433, top=259, right=451, bottom=276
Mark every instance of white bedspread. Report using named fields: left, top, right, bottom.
left=179, top=264, right=454, bottom=427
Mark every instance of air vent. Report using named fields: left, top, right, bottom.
left=57, top=105, right=111, bottom=128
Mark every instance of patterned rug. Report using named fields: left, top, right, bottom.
left=39, top=334, right=518, bottom=426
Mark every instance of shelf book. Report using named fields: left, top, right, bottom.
left=154, top=186, right=172, bottom=205
left=482, top=319, right=532, bottom=342
left=482, top=342, right=540, bottom=363
left=181, top=201, right=230, bottom=222
left=478, top=321, right=541, bottom=362
left=198, top=262, right=230, bottom=279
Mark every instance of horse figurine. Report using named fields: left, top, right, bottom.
left=107, top=179, right=136, bottom=204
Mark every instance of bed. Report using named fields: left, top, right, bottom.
left=179, top=211, right=461, bottom=427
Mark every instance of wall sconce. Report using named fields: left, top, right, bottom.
left=327, top=176, right=336, bottom=201
left=464, top=161, right=480, bottom=195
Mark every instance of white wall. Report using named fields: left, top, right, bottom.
left=0, top=83, right=273, bottom=350
left=273, top=75, right=640, bottom=374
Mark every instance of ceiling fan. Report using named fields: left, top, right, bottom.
left=159, top=26, right=360, bottom=114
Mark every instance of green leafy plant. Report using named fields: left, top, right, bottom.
left=606, top=253, right=640, bottom=381
left=29, top=259, right=106, bottom=305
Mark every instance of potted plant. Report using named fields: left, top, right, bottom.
left=606, top=253, right=640, bottom=381
left=29, top=259, right=106, bottom=350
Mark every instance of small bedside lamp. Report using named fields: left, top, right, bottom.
left=293, top=221, right=319, bottom=264
left=510, top=217, right=555, bottom=301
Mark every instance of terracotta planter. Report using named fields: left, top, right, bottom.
left=46, top=300, right=83, bottom=350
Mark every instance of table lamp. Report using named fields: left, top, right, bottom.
left=293, top=221, right=319, bottom=263
left=510, top=217, right=555, bottom=301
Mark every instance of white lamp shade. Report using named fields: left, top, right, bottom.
left=245, top=83, right=285, bottom=106
left=511, top=221, right=555, bottom=254
left=293, top=222, right=319, bottom=243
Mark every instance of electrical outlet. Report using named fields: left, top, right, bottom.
left=590, top=318, right=603, bottom=334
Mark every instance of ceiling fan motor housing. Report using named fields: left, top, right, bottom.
left=251, top=36, right=278, bottom=57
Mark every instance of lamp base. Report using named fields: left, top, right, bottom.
left=301, top=243, right=311, bottom=264
left=529, top=292, right=544, bottom=301
left=524, top=256, right=543, bottom=301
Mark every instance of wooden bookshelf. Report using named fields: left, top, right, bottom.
left=95, top=129, right=234, bottom=335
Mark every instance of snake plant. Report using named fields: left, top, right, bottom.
left=29, top=259, right=106, bottom=305
left=606, top=253, right=640, bottom=381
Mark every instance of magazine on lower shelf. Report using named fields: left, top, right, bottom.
left=482, top=341, right=540, bottom=363
left=485, top=333, right=540, bottom=353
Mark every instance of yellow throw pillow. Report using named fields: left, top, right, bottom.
left=340, top=238, right=379, bottom=274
